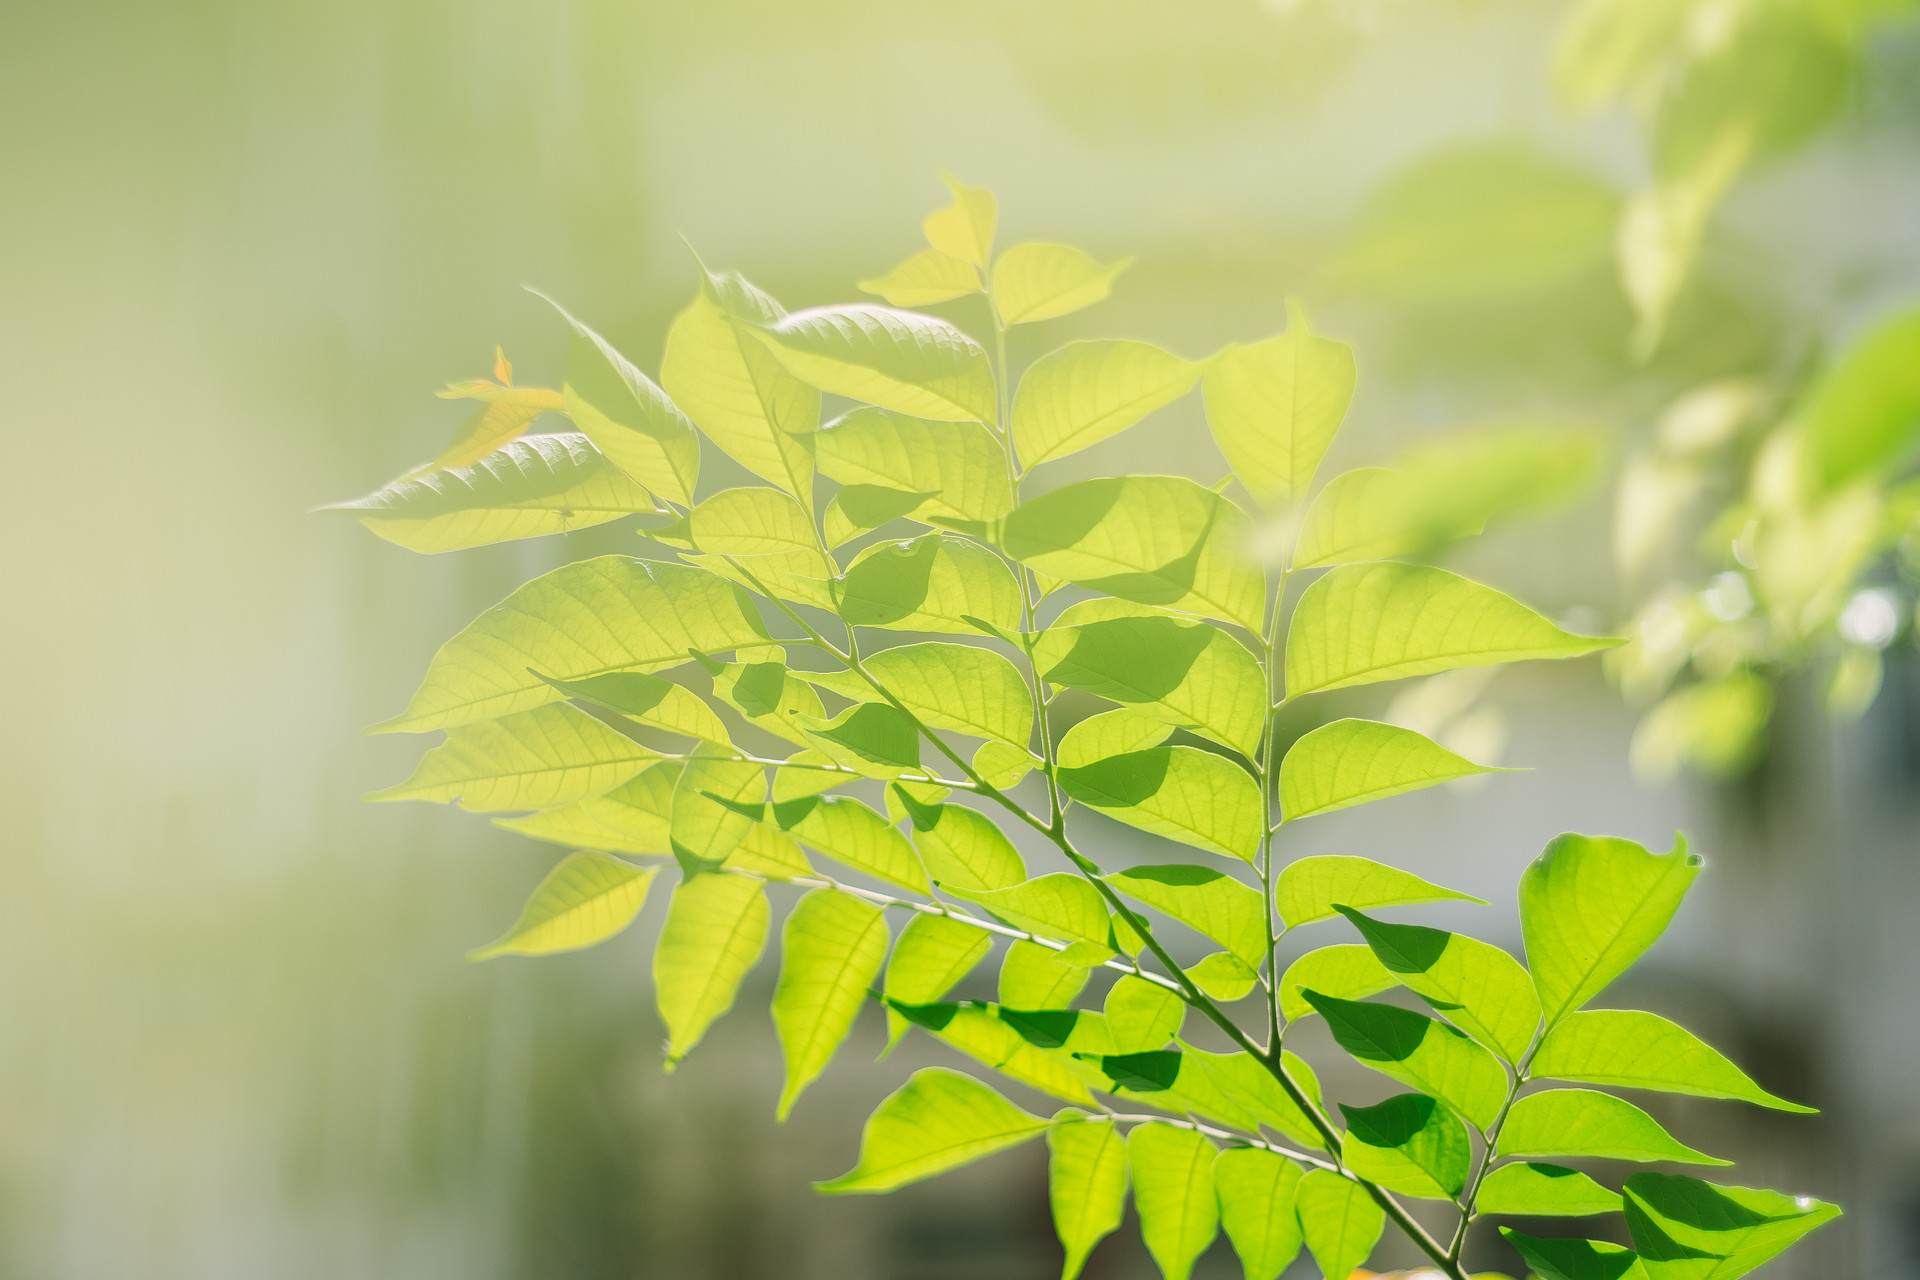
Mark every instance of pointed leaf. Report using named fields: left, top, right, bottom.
left=1201, top=301, right=1355, bottom=507
left=1213, top=1147, right=1304, bottom=1280
left=1002, top=939, right=1091, bottom=1010
left=670, top=752, right=762, bottom=869
left=1177, top=1046, right=1331, bottom=1152
left=1501, top=1230, right=1649, bottom=1280
left=1276, top=855, right=1485, bottom=929
left=1104, top=975, right=1186, bottom=1053
left=859, top=247, right=982, bottom=307
left=816, top=408, right=1013, bottom=522
left=1102, top=864, right=1266, bottom=968
left=884, top=912, right=991, bottom=1046
left=773, top=888, right=890, bottom=1119
left=816, top=1067, right=1047, bottom=1194
left=1057, top=707, right=1172, bottom=767
left=653, top=872, right=770, bottom=1066
left=1280, top=718, right=1508, bottom=821
left=1279, top=944, right=1396, bottom=1022
left=709, top=656, right=827, bottom=748
left=1012, top=340, right=1197, bottom=467
left=1186, top=952, right=1261, bottom=1002
left=946, top=874, right=1113, bottom=955
left=494, top=760, right=680, bottom=854
left=1049, top=1114, right=1130, bottom=1280
left=545, top=297, right=700, bottom=505
left=1533, top=1010, right=1813, bottom=1112
left=1338, top=1092, right=1470, bottom=1199
left=923, top=175, right=996, bottom=267
left=901, top=1002, right=1097, bottom=1104
left=837, top=533, right=1025, bottom=635
left=992, top=241, right=1132, bottom=326
left=1295, top=1168, right=1383, bottom=1280
left=778, top=794, right=929, bottom=893
left=1478, top=1162, right=1623, bottom=1217
left=468, top=852, right=659, bottom=960
left=1302, top=992, right=1508, bottom=1128
left=1060, top=747, right=1262, bottom=863
left=537, top=669, right=731, bottom=745
left=794, top=702, right=922, bottom=777
left=1497, top=1089, right=1728, bottom=1165
left=369, top=701, right=656, bottom=811
left=1335, top=906, right=1542, bottom=1063
left=806, top=642, right=1034, bottom=745
left=753, top=304, right=996, bottom=422
left=427, top=378, right=564, bottom=471
left=686, top=486, right=823, bottom=557
left=900, top=795, right=1027, bottom=891
left=1128, top=1123, right=1218, bottom=1280
left=1622, top=1173, right=1840, bottom=1280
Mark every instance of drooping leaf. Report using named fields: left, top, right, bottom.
left=1101, top=864, right=1266, bottom=968
left=858, top=247, right=982, bottom=307
left=1477, top=1162, right=1623, bottom=1217
left=1532, top=1010, right=1813, bottom=1112
left=922, top=174, right=996, bottom=267
left=468, top=852, right=659, bottom=960
left=368, top=701, right=657, bottom=812
left=1200, top=300, right=1355, bottom=507
left=999, top=476, right=1265, bottom=631
left=1185, top=952, right=1261, bottom=1002
left=805, top=642, right=1034, bottom=745
left=654, top=872, right=770, bottom=1067
left=328, top=434, right=656, bottom=553
left=1276, top=855, right=1485, bottom=929
left=1103, top=975, right=1186, bottom=1053
left=752, top=304, right=996, bottom=422
left=669, top=752, right=762, bottom=870
left=774, top=794, right=929, bottom=893
left=898, top=793, right=1027, bottom=891
left=884, top=912, right=993, bottom=1048
left=1285, top=562, right=1619, bottom=697
left=1056, top=708, right=1173, bottom=767
left=1212, top=1147, right=1304, bottom=1280
left=1335, top=907, right=1542, bottom=1063
left=1127, top=1123, right=1219, bottom=1280
left=836, top=533, right=1025, bottom=635
left=544, top=296, right=700, bottom=505
left=1011, top=339, right=1198, bottom=467
left=1302, top=991, right=1507, bottom=1128
left=1799, top=306, right=1920, bottom=493
left=1295, top=1169, right=1384, bottom=1280
left=1048, top=1114, right=1130, bottom=1280
left=945, top=874, right=1113, bottom=958
left=1520, top=832, right=1700, bottom=1026
left=494, top=760, right=681, bottom=854
left=1278, top=945, right=1396, bottom=1022
left=1339, top=1091, right=1471, bottom=1200
left=1059, top=747, right=1262, bottom=863
left=1501, top=1230, right=1650, bottom=1280
left=773, top=888, right=890, bottom=1119
left=1279, top=718, right=1507, bottom=821
left=1001, top=939, right=1091, bottom=1010
left=685, top=486, right=824, bottom=558
left=815, top=408, right=1013, bottom=522
left=816, top=1067, right=1047, bottom=1194
left=1621, top=1172, right=1840, bottom=1280
left=991, top=241, right=1131, bottom=326
left=374, top=557, right=770, bottom=733
left=1496, top=1089, right=1728, bottom=1165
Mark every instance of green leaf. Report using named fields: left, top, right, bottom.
left=1058, top=747, right=1262, bottom=863
left=1276, top=855, right=1485, bottom=929
left=1622, top=1173, right=1841, bottom=1280
left=1048, top=1114, right=1130, bottom=1280
left=795, top=702, right=922, bottom=776
left=374, top=557, right=770, bottom=733
left=946, top=874, right=1113, bottom=956
left=686, top=487, right=824, bottom=558
left=1301, top=992, right=1508, bottom=1128
left=923, top=174, right=996, bottom=267
left=669, top=752, right=762, bottom=870
left=1278, top=945, right=1396, bottom=1022
left=899, top=1002, right=1096, bottom=1103
left=752, top=304, right=996, bottom=422
left=494, top=760, right=680, bottom=854
left=1001, top=939, right=1091, bottom=1010
left=1799, top=306, right=1920, bottom=493
left=1279, top=718, right=1508, bottom=821
left=1185, top=952, right=1260, bottom=1002
left=653, top=871, right=770, bottom=1067
left=1295, top=1169, right=1384, bottom=1280
left=816, top=408, right=1013, bottom=522
left=1177, top=1046, right=1331, bottom=1152
left=468, top=852, right=659, bottom=960
left=1520, top=833, right=1700, bottom=1026
left=368, top=702, right=657, bottom=811
left=823, top=484, right=933, bottom=546
left=424, top=369, right=563, bottom=470
left=991, top=241, right=1131, bottom=326
left=1011, top=340, right=1198, bottom=467
left=327, top=434, right=656, bottom=553
left=1035, top=604, right=1265, bottom=757
left=816, top=1067, right=1047, bottom=1194
left=1101, top=864, right=1265, bottom=968
left=1057, top=707, right=1172, bottom=767
left=899, top=794, right=1027, bottom=891
left=806, top=642, right=1034, bottom=745
left=1212, top=1147, right=1303, bottom=1280
left=1501, top=1230, right=1650, bottom=1280
left=1532, top=1010, right=1813, bottom=1112
left=661, top=281, right=817, bottom=506
left=858, top=248, right=982, bottom=307
left=1477, top=1162, right=1623, bottom=1217
left=1496, top=1089, right=1728, bottom=1165
left=775, top=794, right=929, bottom=893
left=1103, top=975, right=1185, bottom=1053
left=999, top=477, right=1264, bottom=631
left=545, top=296, right=700, bottom=506
left=1200, top=300, right=1355, bottom=507
left=537, top=669, right=731, bottom=745
left=884, top=913, right=992, bottom=1048
left=1335, top=906, right=1542, bottom=1063
left=1285, top=562, right=1619, bottom=697
left=723, top=824, right=814, bottom=878
left=974, top=739, right=1039, bottom=789
left=836, top=533, right=1025, bottom=635
left=708, top=655, right=827, bottom=748
left=1127, top=1123, right=1218, bottom=1280
left=1338, top=1092, right=1470, bottom=1200
left=773, top=888, right=890, bottom=1120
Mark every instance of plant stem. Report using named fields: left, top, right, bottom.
left=1448, top=1036, right=1543, bottom=1262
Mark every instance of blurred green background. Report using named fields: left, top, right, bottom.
left=3, top=1, right=1917, bottom=1277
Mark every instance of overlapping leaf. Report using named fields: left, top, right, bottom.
left=773, top=889, right=889, bottom=1119
left=545, top=296, right=700, bottom=505
left=752, top=304, right=996, bottom=422
left=815, top=408, right=1012, bottom=522
left=1276, top=855, right=1484, bottom=928
left=1058, top=746, right=1262, bottom=862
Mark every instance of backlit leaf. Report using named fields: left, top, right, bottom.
left=1011, top=339, right=1198, bottom=467
left=923, top=174, right=996, bottom=267
left=992, top=241, right=1132, bottom=326
left=686, top=487, right=822, bottom=557
left=837, top=533, right=1025, bottom=635
left=1339, top=1091, right=1470, bottom=1200
left=974, top=739, right=1039, bottom=789
left=816, top=408, right=1013, bottom=522
left=654, top=872, right=770, bottom=1067
left=1101, top=864, right=1266, bottom=967
left=1104, top=975, right=1186, bottom=1053
left=1302, top=991, right=1507, bottom=1128
left=368, top=701, right=656, bottom=812
left=1049, top=1115, right=1130, bottom=1280
left=946, top=874, right=1113, bottom=956
left=1478, top=1162, right=1623, bottom=1217
left=816, top=1067, right=1047, bottom=1194
left=884, top=912, right=992, bottom=1048
left=545, top=296, right=700, bottom=505
left=468, top=852, right=658, bottom=960
left=899, top=1002, right=1096, bottom=1103
left=1798, top=306, right=1920, bottom=494
left=1058, top=746, right=1263, bottom=862
left=1496, top=1089, right=1728, bottom=1165
left=1056, top=708, right=1172, bottom=768
left=537, top=669, right=731, bottom=746
left=898, top=792, right=1027, bottom=891
left=1178, top=1046, right=1331, bottom=1152
left=428, top=369, right=564, bottom=470
left=494, top=760, right=680, bottom=854
left=670, top=752, right=762, bottom=870
left=1532, top=1009, right=1813, bottom=1112
left=1279, top=718, right=1506, bottom=821
left=1279, top=945, right=1395, bottom=1022
left=1201, top=300, right=1355, bottom=507
left=1276, top=855, right=1485, bottom=929
left=1185, top=952, right=1261, bottom=1002
left=795, top=702, right=923, bottom=777
left=1002, top=939, right=1091, bottom=1010
left=773, top=888, right=890, bottom=1119
left=1335, top=906, right=1542, bottom=1063
left=1502, top=1230, right=1649, bottom=1280
left=753, top=304, right=996, bottom=422
left=1128, top=1123, right=1218, bottom=1280
left=806, top=642, right=1034, bottom=745
left=1212, top=1147, right=1304, bottom=1280
left=776, top=794, right=929, bottom=893
left=707, top=654, right=827, bottom=748
left=1622, top=1173, right=1840, bottom=1280
left=859, top=248, right=982, bottom=307
left=1295, top=1169, right=1383, bottom=1280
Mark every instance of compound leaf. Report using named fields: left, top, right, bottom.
left=1302, top=992, right=1507, bottom=1129
left=1102, top=864, right=1266, bottom=968
left=536, top=669, right=731, bottom=746
left=494, top=760, right=680, bottom=855
left=1532, top=1010, right=1814, bottom=1112
left=1335, top=907, right=1542, bottom=1063
left=753, top=304, right=996, bottom=422
left=1622, top=1173, right=1840, bottom=1280
left=1497, top=1089, right=1728, bottom=1165
left=1011, top=339, right=1198, bottom=467
left=1477, top=1162, right=1623, bottom=1217
left=545, top=296, right=700, bottom=505
left=795, top=702, right=923, bottom=777
left=669, top=752, right=762, bottom=870
left=686, top=487, right=822, bottom=557
left=654, top=872, right=770, bottom=1067
left=1201, top=301, right=1355, bottom=507
left=1212, top=1147, right=1304, bottom=1280
left=1276, top=855, right=1484, bottom=929
left=1058, top=746, right=1262, bottom=862
left=369, top=701, right=656, bottom=812
left=1057, top=708, right=1173, bottom=767
left=1279, top=945, right=1396, bottom=1022
left=773, top=888, right=890, bottom=1119
left=816, top=408, right=1012, bottom=522
left=1128, top=1123, right=1219, bottom=1280
left=1280, top=718, right=1507, bottom=822
left=992, top=241, right=1131, bottom=326
left=777, top=795, right=929, bottom=893
left=1295, top=1168, right=1383, bottom=1280
left=1048, top=1114, right=1130, bottom=1280
left=1186, top=952, right=1261, bottom=1002
left=816, top=1067, right=1047, bottom=1194
left=906, top=1002, right=1097, bottom=1104
left=1338, top=1091, right=1470, bottom=1199
left=468, top=852, right=659, bottom=960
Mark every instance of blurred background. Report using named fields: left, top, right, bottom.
left=3, top=0, right=1917, bottom=1277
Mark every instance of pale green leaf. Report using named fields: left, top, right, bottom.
left=1335, top=907, right=1542, bottom=1063
left=805, top=642, right=1034, bottom=745
left=654, top=871, right=770, bottom=1067
left=1279, top=945, right=1396, bottom=1022
left=468, top=852, right=659, bottom=960
left=544, top=295, right=700, bottom=506
left=1280, top=718, right=1506, bottom=821
left=1532, top=1009, right=1814, bottom=1112
left=368, top=701, right=656, bottom=812
left=1056, top=707, right=1172, bottom=768
left=669, top=752, right=763, bottom=869
left=858, top=248, right=982, bottom=307
left=974, top=739, right=1041, bottom=789
left=1285, top=562, right=1619, bottom=697
left=1276, top=855, right=1485, bottom=929
left=723, top=823, right=815, bottom=878
left=1800, top=307, right=1920, bottom=493
left=894, top=1002, right=1095, bottom=1104
left=1295, top=1168, right=1384, bottom=1280
left=1185, top=952, right=1260, bottom=1002
left=884, top=913, right=992, bottom=1048
left=329, top=434, right=656, bottom=554
left=1338, top=1091, right=1470, bottom=1200
left=816, top=407, right=1013, bottom=522
left=991, top=241, right=1131, bottom=326
left=1059, top=747, right=1262, bottom=863
left=1101, top=864, right=1266, bottom=967
left=816, top=1067, right=1047, bottom=1194
left=374, top=557, right=770, bottom=733
left=536, top=669, right=731, bottom=746
left=774, top=794, right=929, bottom=893
left=1011, top=339, right=1197, bottom=467
left=1177, top=1045, right=1331, bottom=1152
left=1104, top=975, right=1185, bottom=1053
left=946, top=874, right=1113, bottom=956
left=685, top=548, right=838, bottom=611
left=1048, top=1114, right=1130, bottom=1280
left=1502, top=1230, right=1650, bottom=1280
left=837, top=533, right=1025, bottom=635
left=708, top=655, right=827, bottom=748
left=1520, top=833, right=1700, bottom=1026
left=773, top=888, right=890, bottom=1119
left=494, top=760, right=680, bottom=854
left=1000, top=477, right=1265, bottom=631
left=897, top=792, right=1027, bottom=891
left=772, top=749, right=857, bottom=802
left=1001, top=939, right=1091, bottom=1010
left=1128, top=1123, right=1218, bottom=1280
left=686, top=486, right=823, bottom=557
left=753, top=304, right=996, bottom=422
left=1212, top=1148, right=1303, bottom=1280
left=425, top=375, right=563, bottom=471
left=822, top=484, right=929, bottom=546
left=1497, top=1089, right=1728, bottom=1165
left=1622, top=1173, right=1840, bottom=1280
left=923, top=174, right=996, bottom=267
left=1477, top=1162, right=1623, bottom=1217
left=1201, top=300, right=1355, bottom=507
left=1302, top=992, right=1508, bottom=1128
